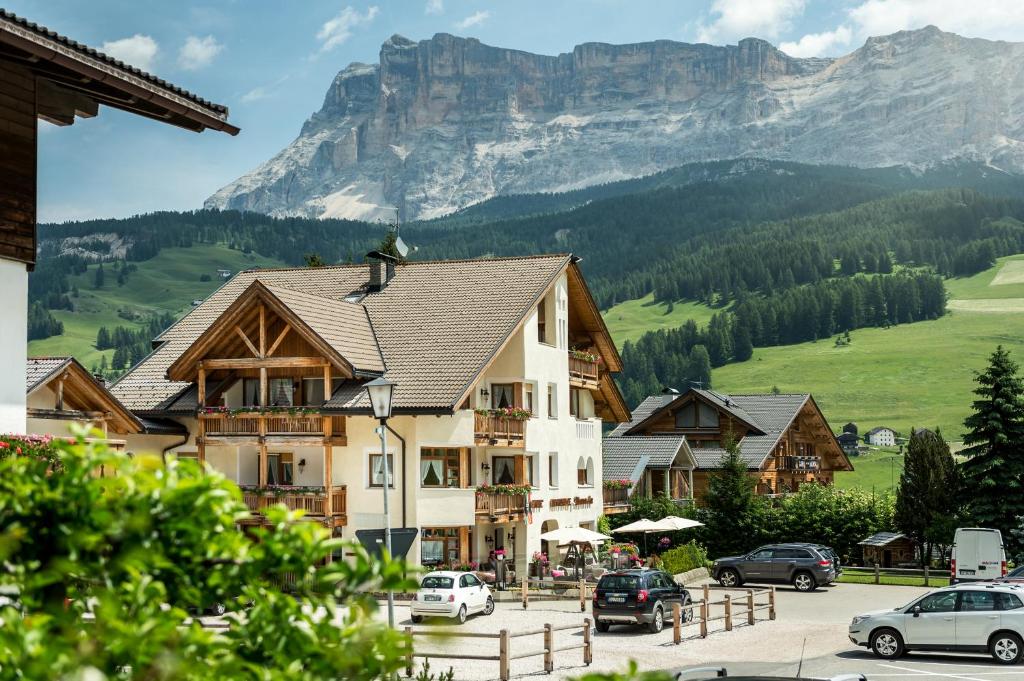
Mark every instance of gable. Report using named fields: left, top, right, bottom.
left=26, top=357, right=141, bottom=434
left=622, top=388, right=764, bottom=438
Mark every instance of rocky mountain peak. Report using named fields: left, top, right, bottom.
left=206, top=28, right=1024, bottom=222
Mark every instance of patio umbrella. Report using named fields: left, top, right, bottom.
left=649, top=516, right=704, bottom=531
left=611, top=518, right=662, bottom=555
left=539, top=527, right=612, bottom=580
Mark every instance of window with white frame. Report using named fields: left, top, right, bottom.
left=547, top=383, right=558, bottom=418
left=548, top=452, right=558, bottom=488
left=577, top=456, right=593, bottom=486
left=526, top=454, right=537, bottom=487
left=369, top=453, right=395, bottom=488
left=524, top=383, right=535, bottom=416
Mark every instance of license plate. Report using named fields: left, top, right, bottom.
left=424, top=594, right=441, bottom=601
left=608, top=595, right=625, bottom=604
left=960, top=569, right=976, bottom=576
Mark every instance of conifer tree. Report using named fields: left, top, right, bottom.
left=93, top=262, right=105, bottom=289
left=704, top=431, right=763, bottom=556
left=961, top=346, right=1024, bottom=555
left=895, top=428, right=960, bottom=567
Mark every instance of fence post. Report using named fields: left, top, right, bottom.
left=500, top=629, right=510, bottom=681
left=702, top=583, right=710, bottom=605
left=543, top=623, right=554, bottom=673
left=747, top=589, right=755, bottom=626
left=579, top=577, right=586, bottom=612
left=583, top=618, right=593, bottom=665
left=769, top=586, right=776, bottom=621
left=874, top=562, right=880, bottom=585
left=522, top=576, right=528, bottom=609
left=924, top=564, right=929, bottom=587
left=700, top=599, right=708, bottom=638
left=673, top=602, right=682, bottom=644
left=404, top=626, right=413, bottom=677
left=724, top=594, right=732, bottom=632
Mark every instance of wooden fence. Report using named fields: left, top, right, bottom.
left=665, top=585, right=776, bottom=643
left=521, top=576, right=594, bottom=611
left=404, top=619, right=592, bottom=681
left=842, top=564, right=943, bottom=585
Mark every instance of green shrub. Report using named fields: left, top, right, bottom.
left=661, top=540, right=708, bottom=576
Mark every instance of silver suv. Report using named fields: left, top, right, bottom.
left=849, top=583, right=1024, bottom=664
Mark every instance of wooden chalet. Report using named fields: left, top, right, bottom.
left=605, top=388, right=852, bottom=503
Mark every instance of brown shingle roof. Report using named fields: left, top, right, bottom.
left=26, top=357, right=70, bottom=393
left=112, top=255, right=572, bottom=413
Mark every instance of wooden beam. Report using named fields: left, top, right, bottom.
left=323, top=364, right=332, bottom=403
left=259, top=304, right=266, bottom=357
left=197, top=417, right=206, bottom=466
left=267, top=323, right=291, bottom=357
left=258, top=418, right=268, bottom=487
left=55, top=373, right=66, bottom=410
left=200, top=356, right=329, bottom=370
left=260, top=367, right=268, bottom=407
left=26, top=407, right=106, bottom=420
left=324, top=416, right=333, bottom=516
left=198, top=367, right=206, bottom=407
left=234, top=325, right=260, bottom=358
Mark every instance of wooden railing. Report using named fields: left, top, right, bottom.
left=474, top=412, right=526, bottom=447
left=200, top=412, right=344, bottom=439
left=568, top=354, right=599, bottom=385
left=603, top=487, right=630, bottom=509
left=779, top=455, right=821, bottom=472
left=241, top=486, right=347, bottom=519
left=265, top=415, right=324, bottom=434
left=475, top=492, right=529, bottom=518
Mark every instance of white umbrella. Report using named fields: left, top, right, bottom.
left=650, top=516, right=704, bottom=531
left=538, top=526, right=612, bottom=545
left=611, top=518, right=662, bottom=534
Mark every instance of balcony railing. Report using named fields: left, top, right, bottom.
left=241, top=486, right=347, bottom=523
left=603, top=487, right=630, bottom=513
left=779, top=455, right=821, bottom=472
left=568, top=353, right=600, bottom=387
left=475, top=492, right=529, bottom=519
left=474, top=412, right=526, bottom=448
left=199, top=411, right=345, bottom=442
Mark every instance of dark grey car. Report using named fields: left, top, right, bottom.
left=711, top=543, right=838, bottom=592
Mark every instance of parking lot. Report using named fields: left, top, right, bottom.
left=389, top=582, right=1024, bottom=680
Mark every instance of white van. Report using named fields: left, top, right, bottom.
left=951, top=527, right=1006, bottom=583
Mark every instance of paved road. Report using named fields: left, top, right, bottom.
left=390, top=582, right=1024, bottom=680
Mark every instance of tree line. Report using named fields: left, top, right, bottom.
left=92, top=313, right=176, bottom=376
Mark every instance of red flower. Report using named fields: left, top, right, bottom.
left=15, top=447, right=21, bottom=454
left=0, top=442, right=8, bottom=449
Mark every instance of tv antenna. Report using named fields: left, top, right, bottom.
left=391, top=208, right=409, bottom=258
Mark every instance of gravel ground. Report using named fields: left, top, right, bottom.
left=381, top=582, right=934, bottom=680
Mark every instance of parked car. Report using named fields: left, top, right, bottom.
left=849, top=583, right=1024, bottom=664
left=712, top=543, right=838, bottom=592
left=998, top=565, right=1024, bottom=583
left=592, top=568, right=692, bottom=633
left=952, top=527, right=1007, bottom=583
left=410, top=571, right=494, bottom=624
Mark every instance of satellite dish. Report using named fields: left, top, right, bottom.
left=395, top=234, right=409, bottom=258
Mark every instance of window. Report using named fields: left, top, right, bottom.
left=691, top=440, right=721, bottom=449
left=675, top=403, right=697, bottom=428
left=997, top=593, right=1024, bottom=611
left=917, top=592, right=958, bottom=613
left=303, top=377, right=343, bottom=405
left=524, top=384, right=535, bottom=416
left=773, top=548, right=811, bottom=559
left=420, top=448, right=462, bottom=488
left=267, top=453, right=293, bottom=485
left=421, top=527, right=460, bottom=566
left=526, top=454, right=536, bottom=487
left=960, top=591, right=996, bottom=612
left=537, top=303, right=547, bottom=343
left=492, top=456, right=517, bottom=485
left=548, top=452, right=559, bottom=488
left=569, top=388, right=581, bottom=418
left=369, top=453, right=395, bottom=488
left=749, top=549, right=774, bottom=561
left=576, top=457, right=593, bottom=486
left=420, top=575, right=454, bottom=589
left=464, top=573, right=482, bottom=587
left=268, top=378, right=293, bottom=406
left=491, top=383, right=516, bottom=409
left=698, top=403, right=719, bottom=427
left=547, top=384, right=558, bottom=418
left=242, top=378, right=261, bottom=406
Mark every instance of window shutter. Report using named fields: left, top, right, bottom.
left=513, top=382, right=523, bottom=408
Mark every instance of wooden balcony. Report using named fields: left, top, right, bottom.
left=473, top=412, right=526, bottom=448
left=241, top=486, right=347, bottom=526
left=475, top=492, right=529, bottom=522
left=199, top=411, right=347, bottom=445
left=568, top=352, right=599, bottom=389
left=602, top=487, right=631, bottom=515
left=779, top=455, right=821, bottom=472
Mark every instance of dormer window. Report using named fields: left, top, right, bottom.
left=674, top=401, right=720, bottom=429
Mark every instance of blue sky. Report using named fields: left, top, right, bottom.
left=7, top=0, right=1024, bottom=223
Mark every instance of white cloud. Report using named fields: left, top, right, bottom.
left=425, top=0, right=443, bottom=15
left=101, top=34, right=159, bottom=72
left=454, top=10, right=490, bottom=30
left=241, top=86, right=271, bottom=104
left=779, top=25, right=852, bottom=57
left=846, top=0, right=1024, bottom=41
left=316, top=5, right=380, bottom=54
left=178, top=35, right=224, bottom=71
left=695, top=0, right=805, bottom=44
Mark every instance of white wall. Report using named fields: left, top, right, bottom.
left=1, top=259, right=26, bottom=434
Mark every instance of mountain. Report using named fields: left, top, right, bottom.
left=206, top=27, right=1024, bottom=221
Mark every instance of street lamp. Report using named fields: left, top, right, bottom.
left=365, top=376, right=397, bottom=629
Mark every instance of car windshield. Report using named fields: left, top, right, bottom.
left=1008, top=565, right=1024, bottom=578
left=420, top=576, right=454, bottom=589
left=599, top=575, right=639, bottom=590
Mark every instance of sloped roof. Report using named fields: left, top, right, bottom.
left=26, top=356, right=69, bottom=392
left=867, top=426, right=895, bottom=435
left=602, top=436, right=692, bottom=484
left=609, top=394, right=674, bottom=436
left=113, top=255, right=594, bottom=414
left=26, top=356, right=142, bottom=434
left=859, top=532, right=910, bottom=548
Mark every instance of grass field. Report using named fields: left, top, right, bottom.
left=835, top=447, right=904, bottom=494
left=29, top=245, right=283, bottom=369
left=603, top=294, right=718, bottom=347
left=838, top=572, right=950, bottom=587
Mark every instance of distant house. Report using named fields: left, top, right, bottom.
left=860, top=532, right=917, bottom=568
left=836, top=431, right=860, bottom=456
left=601, top=436, right=695, bottom=515
left=866, top=427, right=897, bottom=447
left=217, top=269, right=232, bottom=279
left=842, top=422, right=858, bottom=436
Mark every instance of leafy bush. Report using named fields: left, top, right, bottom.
left=661, top=541, right=709, bottom=576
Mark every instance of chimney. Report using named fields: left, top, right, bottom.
left=365, top=250, right=398, bottom=291
left=93, top=373, right=106, bottom=386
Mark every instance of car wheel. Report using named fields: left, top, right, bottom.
left=647, top=605, right=665, bottom=634
left=483, top=597, right=495, bottom=616
left=457, top=605, right=467, bottom=624
left=870, top=628, right=905, bottom=660
left=595, top=620, right=611, bottom=633
left=718, top=569, right=741, bottom=588
left=792, top=571, right=816, bottom=592
left=682, top=596, right=694, bottom=623
left=991, top=632, right=1024, bottom=665
left=411, top=615, right=423, bottom=624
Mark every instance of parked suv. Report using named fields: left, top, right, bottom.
left=593, top=569, right=692, bottom=633
left=849, top=583, right=1024, bottom=664
left=712, top=543, right=838, bottom=592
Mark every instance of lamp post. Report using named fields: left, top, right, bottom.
left=365, top=376, right=397, bottom=629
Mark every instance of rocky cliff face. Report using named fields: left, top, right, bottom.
left=206, top=27, right=1024, bottom=221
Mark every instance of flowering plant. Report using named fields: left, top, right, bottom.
left=603, top=479, right=632, bottom=490
left=476, top=484, right=532, bottom=497
left=0, top=434, right=65, bottom=467
left=531, top=551, right=549, bottom=566
left=608, top=542, right=639, bottom=557
left=454, top=562, right=479, bottom=571
left=659, top=536, right=672, bottom=548
left=568, top=348, right=600, bottom=363
left=474, top=407, right=532, bottom=421
left=494, top=549, right=506, bottom=557
left=240, top=484, right=325, bottom=497
left=199, top=406, right=322, bottom=416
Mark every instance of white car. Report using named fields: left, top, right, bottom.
left=410, top=571, right=495, bottom=624
left=849, top=583, right=1024, bottom=664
